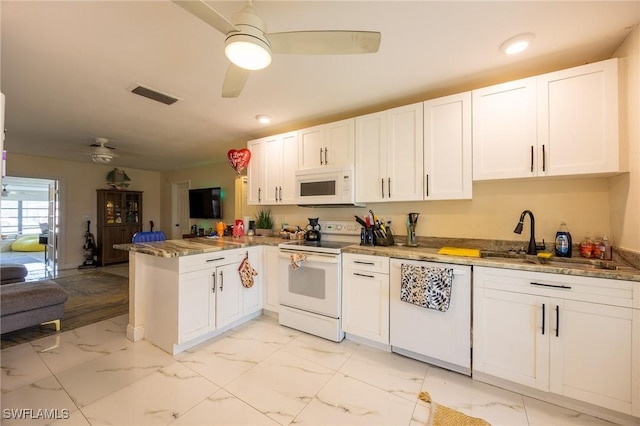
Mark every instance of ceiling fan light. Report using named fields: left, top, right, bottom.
left=92, top=154, right=114, bottom=164
left=225, top=34, right=272, bottom=70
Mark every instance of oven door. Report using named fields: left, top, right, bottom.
left=278, top=249, right=341, bottom=318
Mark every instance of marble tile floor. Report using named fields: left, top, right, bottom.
left=1, top=314, right=621, bottom=426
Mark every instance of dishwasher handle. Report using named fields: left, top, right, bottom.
left=390, top=261, right=466, bottom=275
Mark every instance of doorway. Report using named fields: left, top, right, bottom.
left=0, top=176, right=58, bottom=280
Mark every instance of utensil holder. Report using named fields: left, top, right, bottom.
left=374, top=228, right=395, bottom=246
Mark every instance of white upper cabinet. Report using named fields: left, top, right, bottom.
left=423, top=92, right=472, bottom=199
left=298, top=118, right=355, bottom=169
left=247, top=131, right=298, bottom=205
left=356, top=103, right=424, bottom=203
left=473, top=58, right=620, bottom=181
left=472, top=77, right=537, bottom=180
left=537, top=58, right=620, bottom=176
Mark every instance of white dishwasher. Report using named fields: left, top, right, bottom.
left=390, top=258, right=471, bottom=375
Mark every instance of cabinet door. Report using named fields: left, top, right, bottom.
left=423, top=93, right=472, bottom=200
left=550, top=299, right=634, bottom=414
left=179, top=268, right=216, bottom=343
left=473, top=287, right=550, bottom=391
left=386, top=102, right=424, bottom=201
left=355, top=111, right=386, bottom=203
left=262, top=246, right=279, bottom=313
left=342, top=267, right=389, bottom=344
left=263, top=135, right=283, bottom=204
left=216, top=262, right=244, bottom=329
left=242, top=248, right=262, bottom=316
left=279, top=132, right=298, bottom=204
left=247, top=138, right=265, bottom=205
left=472, top=78, right=537, bottom=180
left=298, top=125, right=325, bottom=169
left=538, top=59, right=619, bottom=176
left=325, top=118, right=355, bottom=167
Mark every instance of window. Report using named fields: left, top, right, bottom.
left=1, top=199, right=48, bottom=235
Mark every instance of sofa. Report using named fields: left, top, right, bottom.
left=0, top=268, right=68, bottom=334
left=1, top=263, right=28, bottom=284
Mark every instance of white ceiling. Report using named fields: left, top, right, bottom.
left=1, top=1, right=639, bottom=172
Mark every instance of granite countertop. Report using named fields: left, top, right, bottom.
left=113, top=235, right=284, bottom=258
left=114, top=236, right=640, bottom=282
left=343, top=244, right=640, bottom=282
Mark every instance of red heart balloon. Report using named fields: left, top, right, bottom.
left=227, top=149, right=251, bottom=174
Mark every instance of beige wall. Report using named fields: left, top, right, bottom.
left=160, top=160, right=253, bottom=235
left=611, top=25, right=640, bottom=252
left=3, top=153, right=161, bottom=269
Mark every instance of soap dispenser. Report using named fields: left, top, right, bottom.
left=554, top=222, right=572, bottom=258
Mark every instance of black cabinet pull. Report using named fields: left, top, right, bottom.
left=320, top=147, right=324, bottom=165
left=388, top=178, right=391, bottom=198
left=541, top=303, right=546, bottom=335
left=555, top=305, right=560, bottom=337
left=354, top=261, right=375, bottom=265
left=530, top=282, right=572, bottom=290
left=220, top=271, right=224, bottom=292
left=324, top=147, right=328, bottom=165
left=258, top=187, right=261, bottom=202
left=381, top=179, right=385, bottom=198
left=425, top=174, right=429, bottom=197
left=206, top=257, right=225, bottom=263
left=542, top=144, right=546, bottom=172
left=354, top=272, right=374, bottom=279
left=530, top=145, right=534, bottom=172
left=212, top=272, right=216, bottom=293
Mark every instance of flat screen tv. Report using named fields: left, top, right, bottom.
left=189, top=187, right=222, bottom=219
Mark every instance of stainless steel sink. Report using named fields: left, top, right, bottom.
left=479, top=251, right=630, bottom=271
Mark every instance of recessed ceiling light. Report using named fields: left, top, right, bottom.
left=256, top=114, right=271, bottom=124
left=500, top=33, right=535, bottom=55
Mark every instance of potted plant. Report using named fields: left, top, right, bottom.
left=254, top=209, right=274, bottom=236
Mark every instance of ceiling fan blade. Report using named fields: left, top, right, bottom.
left=222, top=64, right=251, bottom=98
left=268, top=31, right=381, bottom=55
left=172, top=0, right=237, bottom=35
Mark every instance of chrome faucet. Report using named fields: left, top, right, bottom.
left=513, top=210, right=538, bottom=255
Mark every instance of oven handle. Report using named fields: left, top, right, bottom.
left=278, top=250, right=339, bottom=264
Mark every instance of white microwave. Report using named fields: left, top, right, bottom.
left=295, top=166, right=363, bottom=206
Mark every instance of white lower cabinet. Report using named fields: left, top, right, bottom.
left=262, top=245, right=280, bottom=313
left=145, top=248, right=263, bottom=354
left=473, top=266, right=639, bottom=417
left=342, top=254, right=390, bottom=345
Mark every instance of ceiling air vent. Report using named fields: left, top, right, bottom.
left=130, top=85, right=179, bottom=105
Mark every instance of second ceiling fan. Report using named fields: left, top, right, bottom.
left=172, top=0, right=381, bottom=98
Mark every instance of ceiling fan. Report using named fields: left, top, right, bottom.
left=88, top=138, right=119, bottom=164
left=172, top=0, right=382, bottom=98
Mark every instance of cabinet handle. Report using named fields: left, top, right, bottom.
left=320, top=147, right=324, bottom=165
left=354, top=272, right=374, bottom=279
left=219, top=271, right=224, bottom=292
left=541, top=303, right=546, bottom=335
left=258, top=187, right=261, bottom=203
left=425, top=174, right=429, bottom=197
left=530, top=145, right=534, bottom=172
left=388, top=178, right=391, bottom=198
left=279, top=186, right=282, bottom=202
left=555, top=305, right=560, bottom=337
left=206, top=257, right=225, bottom=263
left=212, top=272, right=216, bottom=293
left=324, top=147, right=328, bottom=165
left=354, top=260, right=375, bottom=265
left=542, top=144, right=546, bottom=172
left=530, top=282, right=572, bottom=290
left=275, top=186, right=278, bottom=201
left=381, top=178, right=385, bottom=199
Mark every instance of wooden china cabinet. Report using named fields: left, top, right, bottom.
left=96, top=189, right=143, bottom=266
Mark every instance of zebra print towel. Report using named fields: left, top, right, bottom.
left=400, top=264, right=453, bottom=312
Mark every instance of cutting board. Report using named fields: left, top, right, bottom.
left=437, top=247, right=481, bottom=257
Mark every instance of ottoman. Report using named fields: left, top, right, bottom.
left=0, top=280, right=68, bottom=334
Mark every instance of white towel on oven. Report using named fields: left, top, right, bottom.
left=400, top=264, right=453, bottom=312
